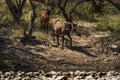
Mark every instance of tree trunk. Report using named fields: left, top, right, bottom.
left=5, top=0, right=26, bottom=24
left=24, top=0, right=36, bottom=37
left=59, top=7, right=72, bottom=22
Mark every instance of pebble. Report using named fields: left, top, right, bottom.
left=0, top=70, right=119, bottom=80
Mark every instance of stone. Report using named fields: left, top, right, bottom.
left=5, top=72, right=11, bottom=77
left=74, top=71, right=81, bottom=76
left=49, top=71, right=57, bottom=75
left=0, top=71, right=3, bottom=75
left=16, top=71, right=25, bottom=77
left=107, top=71, right=115, bottom=77
left=14, top=77, right=22, bottom=80
left=22, top=77, right=30, bottom=80
left=38, top=70, right=44, bottom=74
left=85, top=75, right=95, bottom=80
left=33, top=72, right=39, bottom=77
left=4, top=78, right=10, bottom=80
left=56, top=76, right=67, bottom=80
left=31, top=78, right=40, bottom=80
left=26, top=72, right=33, bottom=77
left=74, top=76, right=83, bottom=80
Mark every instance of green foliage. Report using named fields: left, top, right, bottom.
left=96, top=15, right=120, bottom=41
left=34, top=31, right=50, bottom=41
left=73, top=2, right=96, bottom=22
left=102, top=1, right=120, bottom=15
left=77, top=28, right=90, bottom=36
left=96, top=15, right=120, bottom=31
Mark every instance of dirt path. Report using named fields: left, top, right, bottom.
left=23, top=22, right=118, bottom=71
left=1, top=22, right=120, bottom=72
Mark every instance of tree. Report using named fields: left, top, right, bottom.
left=57, top=0, right=90, bottom=22
left=35, top=0, right=120, bottom=21
left=5, top=0, right=26, bottom=24
left=91, top=0, right=105, bottom=12
left=106, top=0, right=120, bottom=11
left=21, top=0, right=37, bottom=43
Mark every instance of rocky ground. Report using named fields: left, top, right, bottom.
left=0, top=70, right=120, bottom=80
left=0, top=22, right=120, bottom=78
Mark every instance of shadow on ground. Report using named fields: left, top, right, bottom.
left=71, top=45, right=97, bottom=57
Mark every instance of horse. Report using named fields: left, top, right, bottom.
left=40, top=9, right=51, bottom=34
left=52, top=19, right=77, bottom=49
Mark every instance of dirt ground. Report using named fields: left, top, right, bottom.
left=0, top=22, right=120, bottom=72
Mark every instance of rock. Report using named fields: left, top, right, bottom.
left=4, top=72, right=10, bottom=77
left=104, top=58, right=111, bottom=61
left=74, top=71, right=81, bottom=76
left=26, top=72, right=33, bottom=77
left=44, top=73, right=52, bottom=78
left=67, top=71, right=74, bottom=77
left=84, top=59, right=89, bottom=62
left=52, top=75, right=57, bottom=78
left=96, top=72, right=106, bottom=78
left=38, top=70, right=44, bottom=74
left=111, top=44, right=118, bottom=48
left=85, top=75, right=95, bottom=80
left=97, top=77, right=106, bottom=80
left=0, top=71, right=2, bottom=75
left=9, top=71, right=15, bottom=76
left=33, top=72, right=39, bottom=77
left=16, top=71, right=25, bottom=77
left=79, top=71, right=87, bottom=78
left=112, top=52, right=118, bottom=55
left=47, top=77, right=56, bottom=80
left=22, top=77, right=30, bottom=80
left=56, top=76, right=67, bottom=80
left=14, top=77, right=22, bottom=80
left=62, top=72, right=68, bottom=76
left=56, top=71, right=62, bottom=76
left=107, top=71, right=115, bottom=77
left=1, top=74, right=6, bottom=78
left=40, top=76, right=49, bottom=80
left=4, top=78, right=10, bottom=80
left=31, top=78, right=40, bottom=80
left=0, top=70, right=120, bottom=80
left=49, top=71, right=57, bottom=75
left=74, top=76, right=83, bottom=80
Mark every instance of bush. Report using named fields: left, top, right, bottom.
left=96, top=15, right=120, bottom=31
left=96, top=14, right=120, bottom=41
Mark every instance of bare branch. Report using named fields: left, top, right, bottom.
left=63, top=0, right=68, bottom=8
left=69, top=0, right=88, bottom=19
left=5, top=0, right=17, bottom=15
left=106, top=0, right=120, bottom=11
left=15, top=0, right=19, bottom=8
left=20, top=0, right=26, bottom=9
left=58, top=0, right=62, bottom=8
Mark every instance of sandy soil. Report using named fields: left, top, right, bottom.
left=0, top=22, right=120, bottom=72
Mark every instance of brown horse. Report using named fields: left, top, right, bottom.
left=52, top=19, right=77, bottom=49
left=40, top=9, right=51, bottom=34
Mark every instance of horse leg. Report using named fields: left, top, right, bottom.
left=62, top=35, right=65, bottom=49
left=57, top=34, right=60, bottom=46
left=46, top=22, right=48, bottom=34
left=43, top=22, right=45, bottom=30
left=53, top=31, right=55, bottom=42
left=68, top=35, right=72, bottom=49
left=65, top=39, right=68, bottom=47
left=41, top=21, right=43, bottom=29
